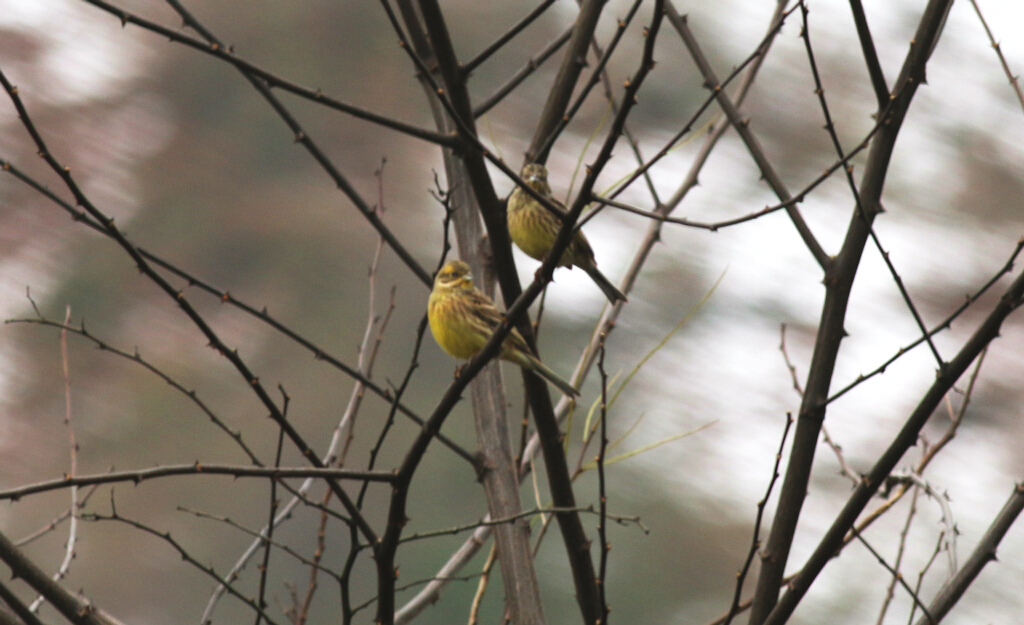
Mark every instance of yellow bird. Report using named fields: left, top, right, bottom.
left=428, top=260, right=579, bottom=398
left=507, top=163, right=628, bottom=304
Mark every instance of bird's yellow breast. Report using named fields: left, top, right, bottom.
left=508, top=205, right=577, bottom=266
left=428, top=290, right=487, bottom=359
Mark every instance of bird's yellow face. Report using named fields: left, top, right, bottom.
left=520, top=163, right=550, bottom=193
left=433, top=260, right=474, bottom=292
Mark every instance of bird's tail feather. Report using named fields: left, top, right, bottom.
left=584, top=265, right=628, bottom=304
left=525, top=354, right=579, bottom=398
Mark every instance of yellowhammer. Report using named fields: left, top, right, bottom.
left=507, top=163, right=628, bottom=304
left=428, top=259, right=580, bottom=398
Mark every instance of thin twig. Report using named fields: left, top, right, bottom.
left=848, top=527, right=935, bottom=624
left=473, top=27, right=574, bottom=118
left=778, top=324, right=859, bottom=485
left=81, top=0, right=455, bottom=148
left=204, top=193, right=399, bottom=621
left=875, top=486, right=921, bottom=625
left=0, top=67, right=379, bottom=547
left=667, top=6, right=830, bottom=270
left=15, top=484, right=102, bottom=547
left=177, top=506, right=343, bottom=583
left=753, top=1, right=958, bottom=618
left=462, top=0, right=558, bottom=75
left=843, top=347, right=988, bottom=546
left=762, top=262, right=1024, bottom=625
left=28, top=306, right=81, bottom=614
left=398, top=2, right=792, bottom=617
left=911, top=481, right=1024, bottom=625
left=588, top=30, right=662, bottom=206
left=526, top=0, right=610, bottom=163
left=159, top=0, right=433, bottom=286
left=887, top=473, right=958, bottom=573
left=722, top=413, right=793, bottom=625
left=8, top=316, right=263, bottom=464
left=255, top=393, right=289, bottom=625
left=907, top=531, right=945, bottom=624
left=595, top=336, right=610, bottom=624
left=532, top=0, right=646, bottom=162
left=466, top=544, right=498, bottom=625
left=827, top=241, right=1022, bottom=406
left=88, top=508, right=285, bottom=625
left=0, top=464, right=394, bottom=501
left=968, top=0, right=1024, bottom=114
left=580, top=1, right=801, bottom=223
left=799, top=1, right=945, bottom=368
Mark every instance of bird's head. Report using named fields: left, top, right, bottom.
left=520, top=163, right=550, bottom=192
left=434, top=260, right=474, bottom=291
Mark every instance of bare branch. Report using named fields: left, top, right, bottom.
left=848, top=0, right=890, bottom=108
left=799, top=2, right=945, bottom=367
left=0, top=530, right=117, bottom=625
left=848, top=527, right=935, bottom=623
left=79, top=0, right=457, bottom=150
left=969, top=0, right=1024, bottom=114
left=722, top=413, right=793, bottom=625
left=473, top=26, right=574, bottom=118
left=0, top=464, right=395, bottom=501
left=911, top=482, right=1024, bottom=625
left=751, top=1, right=957, bottom=619
left=667, top=6, right=831, bottom=270
left=762, top=262, right=1024, bottom=625
left=462, top=0, right=558, bottom=75
left=161, top=0, right=433, bottom=287
left=527, top=0, right=609, bottom=163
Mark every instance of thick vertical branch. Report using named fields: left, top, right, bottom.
left=396, top=4, right=792, bottom=617
left=762, top=266, right=1024, bottom=625
left=748, top=1, right=955, bottom=622
left=395, top=1, right=629, bottom=623
left=390, top=3, right=546, bottom=625
left=526, top=0, right=609, bottom=163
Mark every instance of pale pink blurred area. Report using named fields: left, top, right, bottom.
left=1, top=1, right=1024, bottom=624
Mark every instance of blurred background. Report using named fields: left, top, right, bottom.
left=1, top=1, right=1023, bottom=623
